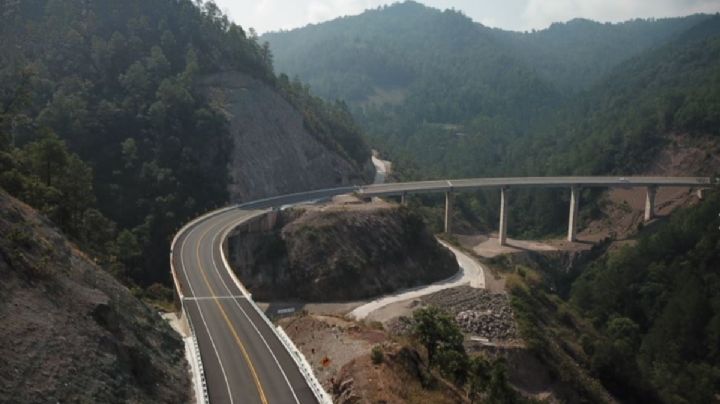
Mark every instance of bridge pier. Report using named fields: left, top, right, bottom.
left=568, top=186, right=580, bottom=242
left=697, top=188, right=705, bottom=200
left=499, top=187, right=509, bottom=246
left=444, top=191, right=454, bottom=234
left=644, top=186, right=657, bottom=222
left=401, top=192, right=408, bottom=205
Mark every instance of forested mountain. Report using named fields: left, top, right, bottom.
left=567, top=192, right=720, bottom=403
left=264, top=2, right=720, bottom=236
left=0, top=0, right=370, bottom=289
left=496, top=15, right=710, bottom=92
left=506, top=190, right=720, bottom=403
left=266, top=4, right=720, bottom=401
left=265, top=2, right=708, bottom=102
left=508, top=14, right=720, bottom=176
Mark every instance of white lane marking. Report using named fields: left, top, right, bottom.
left=179, top=224, right=235, bottom=404
left=205, top=215, right=301, bottom=404
left=184, top=296, right=247, bottom=301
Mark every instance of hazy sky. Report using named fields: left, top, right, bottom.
left=212, top=0, right=720, bottom=34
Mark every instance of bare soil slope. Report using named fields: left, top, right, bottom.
left=0, top=190, right=189, bottom=403
left=280, top=314, right=466, bottom=404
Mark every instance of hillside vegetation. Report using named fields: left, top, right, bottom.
left=569, top=191, right=720, bottom=402
left=264, top=2, right=720, bottom=237
left=266, top=5, right=720, bottom=401
left=503, top=191, right=720, bottom=403
left=0, top=0, right=370, bottom=289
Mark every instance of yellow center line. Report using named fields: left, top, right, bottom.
left=195, top=223, right=269, bottom=404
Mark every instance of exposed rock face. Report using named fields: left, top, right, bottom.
left=0, top=191, right=189, bottom=403
left=201, top=71, right=372, bottom=202
left=227, top=203, right=458, bottom=301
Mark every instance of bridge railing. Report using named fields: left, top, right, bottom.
left=275, top=325, right=332, bottom=403
left=188, top=318, right=209, bottom=404
left=357, top=176, right=714, bottom=196
left=169, top=252, right=210, bottom=404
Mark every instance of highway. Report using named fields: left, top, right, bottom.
left=170, top=176, right=712, bottom=403
left=358, top=176, right=713, bottom=197
left=175, top=209, right=314, bottom=403
left=171, top=188, right=354, bottom=404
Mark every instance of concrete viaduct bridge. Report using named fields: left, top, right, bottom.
left=356, top=176, right=714, bottom=245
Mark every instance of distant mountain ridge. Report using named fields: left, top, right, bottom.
left=263, top=1, right=710, bottom=101
left=262, top=6, right=720, bottom=403
left=262, top=1, right=720, bottom=237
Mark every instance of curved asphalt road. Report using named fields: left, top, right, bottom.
left=172, top=188, right=354, bottom=403
left=171, top=176, right=712, bottom=403
left=176, top=209, right=315, bottom=403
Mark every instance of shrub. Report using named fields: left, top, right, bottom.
left=371, top=345, right=384, bottom=364
left=146, top=282, right=174, bottom=302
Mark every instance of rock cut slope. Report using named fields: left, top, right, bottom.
left=203, top=72, right=374, bottom=202
left=227, top=201, right=458, bottom=301
left=0, top=190, right=189, bottom=403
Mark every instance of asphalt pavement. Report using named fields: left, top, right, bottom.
left=174, top=210, right=318, bottom=404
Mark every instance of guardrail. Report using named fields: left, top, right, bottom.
left=244, top=295, right=332, bottom=403
left=168, top=265, right=209, bottom=404
left=357, top=176, right=714, bottom=196
left=189, top=320, right=209, bottom=404
left=275, top=325, right=332, bottom=403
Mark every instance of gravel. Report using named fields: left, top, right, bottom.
left=386, top=286, right=519, bottom=342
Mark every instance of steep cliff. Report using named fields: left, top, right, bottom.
left=227, top=201, right=458, bottom=301
left=0, top=190, right=189, bottom=403
left=202, top=72, right=373, bottom=202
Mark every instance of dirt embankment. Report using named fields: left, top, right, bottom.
left=227, top=201, right=459, bottom=301
left=280, top=314, right=466, bottom=404
left=0, top=190, right=189, bottom=403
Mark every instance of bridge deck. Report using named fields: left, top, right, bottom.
left=358, top=176, right=713, bottom=196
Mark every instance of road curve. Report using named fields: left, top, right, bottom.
left=172, top=188, right=354, bottom=404
left=170, top=176, right=712, bottom=403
